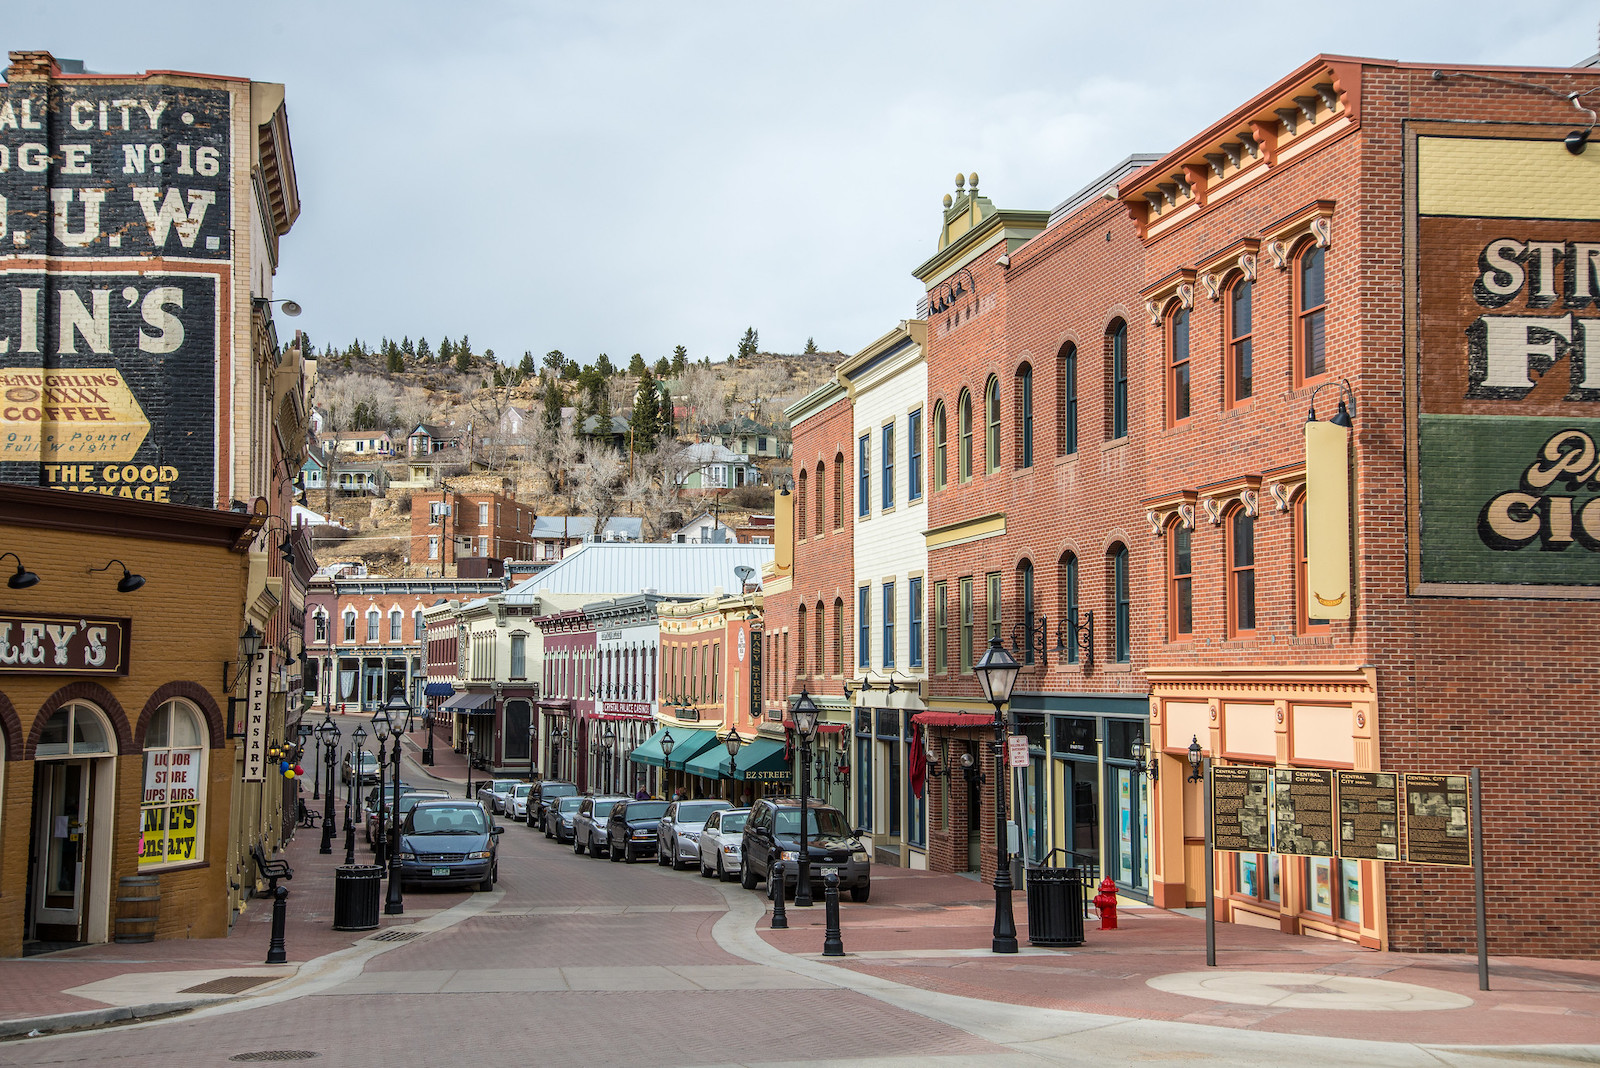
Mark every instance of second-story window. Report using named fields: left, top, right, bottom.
left=413, top=610, right=424, bottom=642
left=1061, top=552, right=1080, bottom=664
left=815, top=462, right=825, bottom=534
left=1112, top=545, right=1131, bottom=663
left=985, top=376, right=1000, bottom=474
left=1298, top=243, right=1328, bottom=383
left=1168, top=304, right=1191, bottom=424
left=986, top=572, right=1001, bottom=643
left=1018, top=560, right=1035, bottom=664
left=344, top=611, right=356, bottom=643
left=511, top=633, right=526, bottom=678
left=1058, top=342, right=1078, bottom=456
left=833, top=596, right=844, bottom=674
left=833, top=453, right=845, bottom=528
left=908, top=576, right=924, bottom=668
left=366, top=609, right=379, bottom=643
left=314, top=612, right=327, bottom=642
left=881, top=422, right=895, bottom=509
left=932, top=403, right=947, bottom=492
left=1108, top=321, right=1129, bottom=440
left=1018, top=364, right=1033, bottom=468
left=908, top=409, right=923, bottom=500
left=858, top=586, right=870, bottom=672
left=959, top=390, right=973, bottom=482
left=934, top=580, right=948, bottom=674
left=797, top=470, right=808, bottom=538
left=390, top=609, right=402, bottom=642
left=1229, top=509, right=1257, bottom=636
left=858, top=435, right=870, bottom=517
left=1170, top=524, right=1193, bottom=640
left=797, top=605, right=808, bottom=674
left=478, top=502, right=490, bottom=525
left=959, top=577, right=973, bottom=673
left=882, top=581, right=896, bottom=669
left=1228, top=276, right=1254, bottom=405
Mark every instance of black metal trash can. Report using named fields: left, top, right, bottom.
left=1026, top=865, right=1085, bottom=947
left=332, top=864, right=383, bottom=931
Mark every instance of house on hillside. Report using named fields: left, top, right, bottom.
left=391, top=444, right=483, bottom=492
left=301, top=447, right=329, bottom=492
left=577, top=414, right=630, bottom=452
left=530, top=515, right=643, bottom=561
left=701, top=416, right=789, bottom=459
left=408, top=422, right=465, bottom=458
left=333, top=462, right=389, bottom=496
left=322, top=429, right=396, bottom=457
left=670, top=511, right=740, bottom=544
left=676, top=442, right=761, bottom=493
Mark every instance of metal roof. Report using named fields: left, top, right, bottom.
left=505, top=543, right=774, bottom=605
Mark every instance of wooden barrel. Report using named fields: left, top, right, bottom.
left=114, top=874, right=159, bottom=943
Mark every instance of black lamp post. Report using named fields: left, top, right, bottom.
left=792, top=689, right=820, bottom=908
left=318, top=716, right=339, bottom=854
left=465, top=728, right=476, bottom=798
left=383, top=691, right=411, bottom=915
left=528, top=722, right=538, bottom=784
left=346, top=725, right=366, bottom=866
left=720, top=726, right=742, bottom=802
left=600, top=727, right=616, bottom=793
left=973, top=636, right=1021, bottom=954
left=423, top=707, right=436, bottom=767
left=371, top=706, right=392, bottom=865
left=296, top=722, right=313, bottom=801
left=660, top=729, right=676, bottom=797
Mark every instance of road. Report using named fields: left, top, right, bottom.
left=5, top=753, right=1586, bottom=1067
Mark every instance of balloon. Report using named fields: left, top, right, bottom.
left=294, top=765, right=304, bottom=776
left=284, top=769, right=296, bottom=779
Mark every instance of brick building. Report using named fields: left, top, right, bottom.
left=410, top=489, right=538, bottom=573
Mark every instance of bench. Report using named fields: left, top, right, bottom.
left=296, top=798, right=322, bottom=829
left=250, top=843, right=293, bottom=896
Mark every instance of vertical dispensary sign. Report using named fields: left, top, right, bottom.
left=1409, top=126, right=1600, bottom=591
left=0, top=82, right=230, bottom=506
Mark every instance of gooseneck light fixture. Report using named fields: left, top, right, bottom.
left=89, top=558, right=145, bottom=593
left=2, top=552, right=39, bottom=590
left=973, top=635, right=1021, bottom=955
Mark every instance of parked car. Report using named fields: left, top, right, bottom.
left=572, top=795, right=628, bottom=857
left=391, top=789, right=450, bottom=834
left=546, top=795, right=587, bottom=844
left=508, top=783, right=535, bottom=821
left=395, top=799, right=503, bottom=891
left=740, top=796, right=871, bottom=902
left=530, top=781, right=578, bottom=830
left=480, top=779, right=523, bottom=815
left=363, top=781, right=420, bottom=842
left=341, top=750, right=380, bottom=786
left=605, top=799, right=671, bottom=863
left=697, top=807, right=750, bottom=881
left=657, top=799, right=732, bottom=870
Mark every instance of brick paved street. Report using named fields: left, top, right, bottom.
left=1, top=794, right=1596, bottom=1066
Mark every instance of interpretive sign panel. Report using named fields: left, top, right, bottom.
left=1403, top=772, right=1472, bottom=866
left=1211, top=765, right=1270, bottom=853
left=1335, top=770, right=1400, bottom=861
left=1272, top=768, right=1335, bottom=857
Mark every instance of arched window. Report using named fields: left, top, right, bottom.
left=1106, top=320, right=1128, bottom=440
left=1169, top=522, right=1193, bottom=640
left=1294, top=494, right=1330, bottom=634
left=1228, top=508, right=1257, bottom=636
left=140, top=699, right=207, bottom=868
left=1227, top=275, right=1254, bottom=405
left=1017, top=559, right=1035, bottom=664
left=833, top=596, right=845, bottom=675
left=984, top=375, right=1001, bottom=474
left=796, top=470, right=808, bottom=539
left=1109, top=544, right=1130, bottom=663
left=1167, top=304, right=1190, bottom=425
left=1297, top=243, right=1327, bottom=383
left=343, top=610, right=356, bottom=643
left=314, top=611, right=328, bottom=643
left=1059, top=552, right=1080, bottom=665
left=932, top=403, right=947, bottom=491
left=1057, top=343, right=1078, bottom=456
left=366, top=609, right=380, bottom=643
left=833, top=452, right=845, bottom=528
left=1016, top=364, right=1033, bottom=468
left=37, top=700, right=112, bottom=758
left=389, top=609, right=403, bottom=642
left=958, top=390, right=973, bottom=482
left=815, top=462, right=825, bottom=534
left=815, top=600, right=825, bottom=671
left=797, top=605, right=808, bottom=675
left=413, top=609, right=425, bottom=643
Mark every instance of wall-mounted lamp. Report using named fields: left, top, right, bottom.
left=1132, top=731, right=1158, bottom=782
left=995, top=253, right=1011, bottom=269
left=925, top=731, right=951, bottom=781
left=2, top=551, right=39, bottom=589
left=927, top=267, right=978, bottom=314
left=959, top=749, right=984, bottom=786
left=1052, top=611, right=1094, bottom=672
left=1305, top=377, right=1356, bottom=428
left=1566, top=92, right=1596, bottom=155
left=1186, top=734, right=1205, bottom=783
left=259, top=297, right=303, bottom=317
left=1010, top=616, right=1050, bottom=667
left=225, top=622, right=265, bottom=692
left=89, top=558, right=145, bottom=593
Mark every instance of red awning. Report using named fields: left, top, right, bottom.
left=779, top=721, right=848, bottom=734
left=912, top=711, right=996, bottom=729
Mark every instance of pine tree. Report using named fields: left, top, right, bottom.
left=459, top=335, right=474, bottom=362
left=628, top=353, right=647, bottom=376
left=560, top=358, right=580, bottom=381
left=439, top=337, right=455, bottom=364
left=455, top=344, right=472, bottom=375
left=387, top=349, right=404, bottom=374
left=737, top=327, right=759, bottom=359
left=542, top=380, right=564, bottom=430
left=417, top=336, right=432, bottom=362
left=519, top=351, right=537, bottom=378
left=630, top=367, right=660, bottom=453
left=493, top=365, right=506, bottom=387
left=402, top=335, right=414, bottom=355
left=671, top=345, right=688, bottom=375
left=804, top=337, right=818, bottom=355
left=543, top=349, right=565, bottom=376
left=592, top=353, right=613, bottom=377
left=656, top=382, right=675, bottom=440
left=653, top=356, right=670, bottom=376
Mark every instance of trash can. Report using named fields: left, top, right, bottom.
left=332, top=864, right=383, bottom=931
left=1026, top=865, right=1085, bottom=948
left=114, top=874, right=160, bottom=943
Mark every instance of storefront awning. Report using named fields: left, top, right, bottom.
left=912, top=710, right=997, bottom=729
left=442, top=692, right=494, bottom=713
left=628, top=727, right=718, bottom=770
left=423, top=681, right=455, bottom=697
left=686, top=736, right=792, bottom=782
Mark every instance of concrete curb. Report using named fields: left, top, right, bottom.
left=0, top=998, right=217, bottom=1039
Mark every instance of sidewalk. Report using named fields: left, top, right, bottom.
left=0, top=787, right=468, bottom=1038
left=755, top=866, right=1600, bottom=1049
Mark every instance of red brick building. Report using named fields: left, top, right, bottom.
left=409, top=489, right=537, bottom=573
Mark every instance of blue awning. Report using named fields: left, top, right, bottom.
left=628, top=727, right=718, bottom=770
left=424, top=682, right=455, bottom=697
left=683, top=736, right=790, bottom=782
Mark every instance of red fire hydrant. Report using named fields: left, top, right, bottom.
left=1093, top=877, right=1119, bottom=930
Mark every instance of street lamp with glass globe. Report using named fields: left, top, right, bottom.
left=465, top=728, right=476, bottom=798
left=383, top=690, right=411, bottom=915
left=660, top=730, right=676, bottom=797
left=973, top=636, right=1021, bottom=954
left=346, top=724, right=367, bottom=866
left=317, top=716, right=340, bottom=854
left=601, top=726, right=617, bottom=792
left=370, top=706, right=392, bottom=865
left=791, top=689, right=820, bottom=907
left=720, top=726, right=742, bottom=802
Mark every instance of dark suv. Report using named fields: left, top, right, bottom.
left=606, top=799, right=670, bottom=863
left=530, top=781, right=578, bottom=831
left=740, top=796, right=871, bottom=901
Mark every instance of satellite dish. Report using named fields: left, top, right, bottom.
left=734, top=565, right=756, bottom=584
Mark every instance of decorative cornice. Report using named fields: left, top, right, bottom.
left=1141, top=489, right=1197, bottom=537
left=1197, top=475, right=1262, bottom=525
left=1263, top=199, right=1335, bottom=269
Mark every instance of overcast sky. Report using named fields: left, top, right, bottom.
left=6, top=2, right=1596, bottom=366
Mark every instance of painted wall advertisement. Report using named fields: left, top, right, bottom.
left=1410, top=125, right=1600, bottom=591
left=1, top=83, right=231, bottom=507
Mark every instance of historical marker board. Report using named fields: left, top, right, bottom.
left=1402, top=773, right=1473, bottom=867
left=1336, top=770, right=1401, bottom=861
left=1272, top=768, right=1336, bottom=858
left=1210, top=765, right=1271, bottom=853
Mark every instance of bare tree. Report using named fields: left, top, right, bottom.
left=313, top=372, right=397, bottom=511
left=577, top=445, right=625, bottom=537
left=680, top=363, right=727, bottom=436
left=470, top=385, right=517, bottom=471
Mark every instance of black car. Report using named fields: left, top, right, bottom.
left=396, top=799, right=503, bottom=891
left=740, top=796, right=871, bottom=902
left=606, top=799, right=670, bottom=863
left=530, top=780, right=579, bottom=830
left=546, top=795, right=587, bottom=844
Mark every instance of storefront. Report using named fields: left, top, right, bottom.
left=0, top=486, right=257, bottom=956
